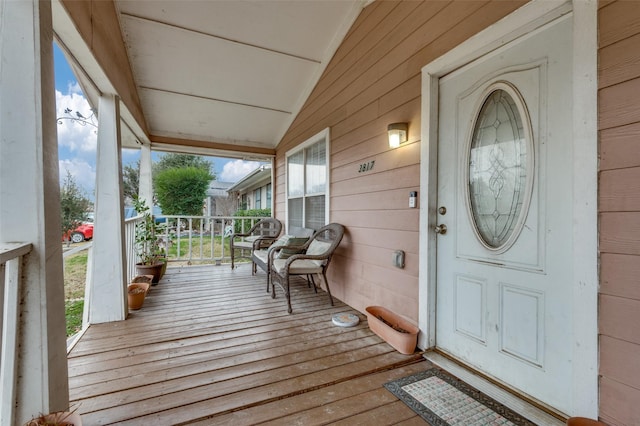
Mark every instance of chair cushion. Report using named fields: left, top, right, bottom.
left=271, top=234, right=291, bottom=247
left=272, top=258, right=324, bottom=275
left=276, top=237, right=309, bottom=259
left=253, top=249, right=269, bottom=264
left=306, top=240, right=331, bottom=256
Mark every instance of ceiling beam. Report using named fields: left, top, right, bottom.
left=150, top=134, right=275, bottom=159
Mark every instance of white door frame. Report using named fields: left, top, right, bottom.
left=417, top=0, right=598, bottom=417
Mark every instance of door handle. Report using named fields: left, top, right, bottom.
left=434, top=224, right=447, bottom=235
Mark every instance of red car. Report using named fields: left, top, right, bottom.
left=67, top=223, right=94, bottom=243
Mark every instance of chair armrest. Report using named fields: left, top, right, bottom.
left=282, top=252, right=329, bottom=269
left=252, top=236, right=278, bottom=250
left=230, top=231, right=251, bottom=239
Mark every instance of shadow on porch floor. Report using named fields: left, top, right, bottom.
left=67, top=264, right=428, bottom=425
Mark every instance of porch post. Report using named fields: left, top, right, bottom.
left=87, top=94, right=128, bottom=323
left=0, top=0, right=69, bottom=423
left=139, top=142, right=153, bottom=209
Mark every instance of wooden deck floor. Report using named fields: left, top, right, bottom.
left=68, top=264, right=429, bottom=425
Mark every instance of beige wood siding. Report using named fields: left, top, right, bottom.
left=273, top=1, right=525, bottom=322
left=599, top=1, right=640, bottom=424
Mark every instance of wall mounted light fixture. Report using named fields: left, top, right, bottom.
left=388, top=122, right=408, bottom=148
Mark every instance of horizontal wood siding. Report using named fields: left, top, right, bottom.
left=273, top=1, right=525, bottom=323
left=598, top=1, right=640, bottom=424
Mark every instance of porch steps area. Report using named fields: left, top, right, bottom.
left=67, top=264, right=427, bottom=425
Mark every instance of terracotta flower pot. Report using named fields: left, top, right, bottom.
left=131, top=274, right=154, bottom=290
left=365, top=306, right=419, bottom=355
left=128, top=282, right=150, bottom=310
left=24, top=411, right=82, bottom=425
left=135, top=262, right=163, bottom=284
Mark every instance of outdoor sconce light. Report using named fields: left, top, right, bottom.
left=388, top=122, right=408, bottom=148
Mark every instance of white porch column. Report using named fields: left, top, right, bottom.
left=88, top=95, right=128, bottom=323
left=0, top=0, right=69, bottom=423
left=139, top=142, right=153, bottom=209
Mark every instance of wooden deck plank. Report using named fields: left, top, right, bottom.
left=329, top=400, right=419, bottom=425
left=258, top=388, right=413, bottom=425
left=69, top=323, right=371, bottom=379
left=80, top=352, right=421, bottom=425
left=76, top=343, right=398, bottom=415
left=71, top=334, right=385, bottom=400
left=68, top=264, right=425, bottom=425
left=189, top=361, right=427, bottom=425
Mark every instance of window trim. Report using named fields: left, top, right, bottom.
left=284, top=128, right=330, bottom=232
left=266, top=183, right=272, bottom=212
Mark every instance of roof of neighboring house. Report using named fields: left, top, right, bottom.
left=206, top=181, right=234, bottom=198
left=227, top=165, right=271, bottom=193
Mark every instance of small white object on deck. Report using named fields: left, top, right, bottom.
left=332, top=313, right=360, bottom=327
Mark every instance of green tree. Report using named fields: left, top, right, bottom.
left=60, top=170, right=91, bottom=245
left=122, top=160, right=139, bottom=203
left=153, top=153, right=212, bottom=177
left=155, top=167, right=212, bottom=215
left=233, top=208, right=271, bottom=233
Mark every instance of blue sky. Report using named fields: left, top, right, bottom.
left=54, top=43, right=261, bottom=199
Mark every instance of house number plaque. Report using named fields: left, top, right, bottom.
left=358, top=160, right=375, bottom=173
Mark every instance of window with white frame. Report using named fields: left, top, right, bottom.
left=286, top=128, right=330, bottom=231
left=255, top=188, right=261, bottom=209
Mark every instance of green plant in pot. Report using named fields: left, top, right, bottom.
left=133, top=197, right=164, bottom=284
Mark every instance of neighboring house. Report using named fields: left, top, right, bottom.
left=204, top=180, right=234, bottom=216
left=3, top=1, right=640, bottom=425
left=227, top=165, right=272, bottom=212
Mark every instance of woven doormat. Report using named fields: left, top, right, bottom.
left=384, top=368, right=537, bottom=425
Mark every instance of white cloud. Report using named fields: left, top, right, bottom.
left=55, top=86, right=97, bottom=154
left=219, top=160, right=261, bottom=182
left=59, top=158, right=95, bottom=198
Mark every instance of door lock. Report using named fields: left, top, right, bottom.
left=434, top=224, right=447, bottom=235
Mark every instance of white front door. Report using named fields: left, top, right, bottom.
left=435, top=15, right=573, bottom=413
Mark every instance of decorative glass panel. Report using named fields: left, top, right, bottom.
left=469, top=88, right=530, bottom=249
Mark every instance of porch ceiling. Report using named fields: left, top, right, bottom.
left=54, top=0, right=366, bottom=157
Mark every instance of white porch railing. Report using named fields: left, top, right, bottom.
left=124, top=215, right=268, bottom=280
left=124, top=215, right=143, bottom=282
left=0, top=242, right=32, bottom=425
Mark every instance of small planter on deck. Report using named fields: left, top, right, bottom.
left=365, top=306, right=419, bottom=355
left=24, top=411, right=82, bottom=425
left=128, top=277, right=152, bottom=310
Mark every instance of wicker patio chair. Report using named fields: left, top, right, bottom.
left=269, top=223, right=345, bottom=314
left=251, top=227, right=314, bottom=292
left=230, top=218, right=282, bottom=269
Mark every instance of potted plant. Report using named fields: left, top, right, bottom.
left=24, top=410, right=82, bottom=425
left=133, top=197, right=164, bottom=284
left=127, top=274, right=153, bottom=310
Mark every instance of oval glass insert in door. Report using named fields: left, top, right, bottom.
left=467, top=82, right=534, bottom=251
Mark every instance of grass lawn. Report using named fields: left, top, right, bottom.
left=64, top=250, right=87, bottom=337
left=65, top=299, right=84, bottom=337
left=168, top=235, right=233, bottom=262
